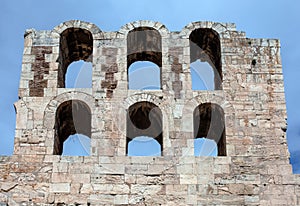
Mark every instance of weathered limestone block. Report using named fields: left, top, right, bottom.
left=50, top=183, right=70, bottom=193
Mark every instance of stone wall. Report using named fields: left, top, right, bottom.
left=1, top=20, right=299, bottom=205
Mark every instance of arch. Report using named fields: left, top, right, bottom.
left=110, top=93, right=166, bottom=135
left=180, top=21, right=234, bottom=38
left=193, top=92, right=226, bottom=105
left=189, top=28, right=222, bottom=90
left=43, top=91, right=95, bottom=130
left=181, top=93, right=228, bottom=132
left=52, top=20, right=103, bottom=39
left=57, top=27, right=93, bottom=88
left=126, top=101, right=163, bottom=155
left=119, top=20, right=169, bottom=37
left=193, top=103, right=226, bottom=156
left=127, top=26, right=162, bottom=89
left=110, top=93, right=170, bottom=156
left=53, top=100, right=91, bottom=155
left=123, top=93, right=165, bottom=110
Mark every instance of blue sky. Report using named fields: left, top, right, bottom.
left=1, top=0, right=300, bottom=173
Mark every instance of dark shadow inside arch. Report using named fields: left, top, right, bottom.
left=58, top=28, right=93, bottom=88
left=126, top=101, right=163, bottom=156
left=128, top=61, right=161, bottom=90
left=193, top=103, right=226, bottom=156
left=53, top=100, right=91, bottom=155
left=189, top=28, right=222, bottom=90
left=127, top=27, right=162, bottom=89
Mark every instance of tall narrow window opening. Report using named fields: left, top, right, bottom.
left=193, top=103, right=226, bottom=156
left=58, top=28, right=93, bottom=88
left=189, top=28, right=222, bottom=90
left=127, top=27, right=162, bottom=89
left=53, top=100, right=91, bottom=155
left=126, top=101, right=163, bottom=156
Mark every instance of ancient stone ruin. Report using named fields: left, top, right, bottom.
left=1, top=20, right=300, bottom=205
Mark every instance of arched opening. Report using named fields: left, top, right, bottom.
left=189, top=28, right=222, bottom=90
left=127, top=27, right=162, bottom=89
left=128, top=61, right=161, bottom=90
left=193, top=103, right=226, bottom=156
left=126, top=101, right=163, bottom=156
left=65, top=60, right=92, bottom=88
left=128, top=136, right=161, bottom=156
left=53, top=100, right=91, bottom=155
left=58, top=28, right=93, bottom=88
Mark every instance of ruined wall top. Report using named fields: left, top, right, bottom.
left=24, top=20, right=241, bottom=40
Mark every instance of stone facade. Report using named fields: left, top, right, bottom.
left=0, top=20, right=299, bottom=205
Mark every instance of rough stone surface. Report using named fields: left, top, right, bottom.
left=1, top=19, right=299, bottom=205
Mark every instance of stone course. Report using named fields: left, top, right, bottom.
left=0, top=20, right=299, bottom=205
